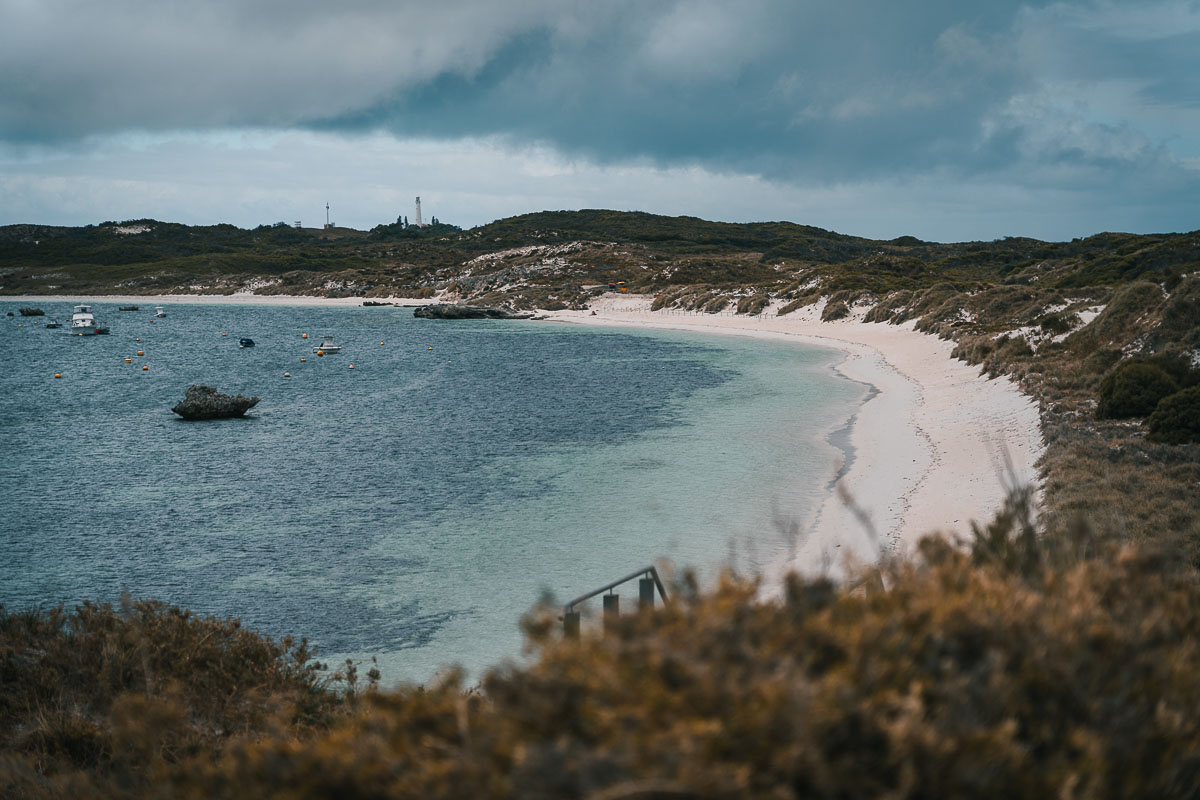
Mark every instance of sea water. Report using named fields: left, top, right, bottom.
left=0, top=303, right=864, bottom=683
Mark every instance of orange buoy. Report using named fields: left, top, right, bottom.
left=284, top=372, right=292, bottom=377
left=125, top=358, right=132, bottom=363
left=380, top=341, right=385, bottom=346
left=317, top=349, right=324, bottom=356
left=142, top=365, right=148, bottom=371
left=302, top=333, right=308, bottom=339
left=221, top=332, right=227, bottom=337
left=54, top=373, right=61, bottom=379
left=348, top=364, right=355, bottom=369
left=136, top=350, right=144, bottom=356
left=136, top=337, right=141, bottom=341
left=300, top=357, right=307, bottom=362
left=428, top=346, right=433, bottom=350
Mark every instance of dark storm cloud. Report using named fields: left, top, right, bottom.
left=2, top=0, right=1198, bottom=217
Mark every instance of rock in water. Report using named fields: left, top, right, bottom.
left=412, top=304, right=534, bottom=320
left=171, top=385, right=260, bottom=420
left=18, top=307, right=45, bottom=316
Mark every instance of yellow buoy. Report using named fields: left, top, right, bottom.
left=428, top=346, right=433, bottom=350
left=317, top=349, right=324, bottom=356
left=300, top=357, right=306, bottom=362
left=142, top=365, right=148, bottom=371
left=380, top=341, right=385, bottom=346
left=54, top=373, right=61, bottom=379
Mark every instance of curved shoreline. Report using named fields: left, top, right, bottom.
left=544, top=296, right=1045, bottom=578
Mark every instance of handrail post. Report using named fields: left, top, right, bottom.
left=603, top=593, right=619, bottom=633
left=563, top=609, right=580, bottom=639
left=639, top=576, right=656, bottom=610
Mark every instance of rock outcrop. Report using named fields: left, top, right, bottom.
left=18, top=307, right=45, bottom=316
left=171, top=385, right=260, bottom=420
left=413, top=304, right=534, bottom=320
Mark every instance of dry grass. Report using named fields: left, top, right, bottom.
left=5, top=495, right=1197, bottom=799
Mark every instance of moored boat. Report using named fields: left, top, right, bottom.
left=68, top=305, right=109, bottom=335
left=313, top=336, right=341, bottom=354
left=154, top=306, right=167, bottom=318
left=44, top=317, right=62, bottom=328
left=239, top=338, right=255, bottom=348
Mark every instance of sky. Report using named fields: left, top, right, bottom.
left=1, top=0, right=1198, bottom=243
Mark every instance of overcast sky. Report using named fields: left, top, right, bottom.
left=2, top=0, right=1198, bottom=242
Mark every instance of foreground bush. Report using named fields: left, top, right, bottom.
left=0, top=598, right=358, bottom=797
left=5, top=498, right=1198, bottom=799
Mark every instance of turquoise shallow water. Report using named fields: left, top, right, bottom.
left=0, top=302, right=864, bottom=682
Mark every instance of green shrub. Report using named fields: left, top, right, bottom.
left=1146, top=385, right=1200, bottom=444
left=1097, top=361, right=1179, bottom=419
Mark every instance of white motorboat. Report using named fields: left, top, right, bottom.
left=313, top=336, right=341, bottom=354
left=154, top=306, right=166, bottom=318
left=67, top=305, right=109, bottom=335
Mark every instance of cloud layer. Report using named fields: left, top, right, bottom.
left=2, top=0, right=1198, bottom=238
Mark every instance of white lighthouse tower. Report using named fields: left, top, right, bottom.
left=414, top=196, right=424, bottom=227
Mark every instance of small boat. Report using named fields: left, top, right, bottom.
left=44, top=317, right=62, bottom=329
left=313, top=336, right=341, bottom=354
left=154, top=306, right=166, bottom=318
left=119, top=305, right=139, bottom=311
left=67, top=304, right=109, bottom=335
left=239, top=338, right=255, bottom=348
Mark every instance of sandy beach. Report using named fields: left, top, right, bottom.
left=543, top=295, right=1045, bottom=579
left=10, top=292, right=1045, bottom=578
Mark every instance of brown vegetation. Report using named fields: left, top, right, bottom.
left=3, top=495, right=1198, bottom=798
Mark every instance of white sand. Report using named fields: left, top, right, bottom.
left=12, top=291, right=1044, bottom=577
left=7, top=293, right=433, bottom=307
left=543, top=295, right=1045, bottom=579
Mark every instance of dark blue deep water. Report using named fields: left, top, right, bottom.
left=1, top=301, right=862, bottom=681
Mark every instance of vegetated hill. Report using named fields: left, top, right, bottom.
left=3, top=212, right=1196, bottom=303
